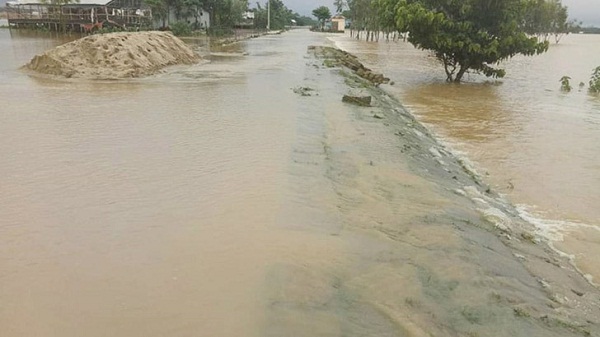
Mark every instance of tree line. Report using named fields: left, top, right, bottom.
left=324, top=0, right=577, bottom=82
left=338, top=0, right=577, bottom=42
left=146, top=0, right=315, bottom=32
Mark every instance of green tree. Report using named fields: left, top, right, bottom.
left=394, top=0, right=549, bottom=82
left=253, top=0, right=295, bottom=30
left=312, top=6, right=331, bottom=29
left=203, top=0, right=248, bottom=28
left=559, top=76, right=572, bottom=91
left=523, top=0, right=571, bottom=43
left=373, top=0, right=398, bottom=40
left=346, top=0, right=377, bottom=40
left=333, top=0, right=345, bottom=14
left=176, top=0, right=206, bottom=27
left=589, top=66, right=600, bottom=94
left=294, top=15, right=317, bottom=26
left=145, top=0, right=168, bottom=27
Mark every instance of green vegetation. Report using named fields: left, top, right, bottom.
left=513, top=307, right=531, bottom=318
left=589, top=67, right=600, bottom=94
left=334, top=0, right=346, bottom=14
left=560, top=76, right=572, bottom=92
left=144, top=0, right=168, bottom=28
left=312, top=6, right=332, bottom=29
left=393, top=0, right=549, bottom=82
left=555, top=69, right=600, bottom=95
left=170, top=21, right=192, bottom=36
left=145, top=0, right=248, bottom=31
left=345, top=0, right=574, bottom=41
left=144, top=0, right=312, bottom=35
left=579, top=27, right=600, bottom=34
left=339, top=0, right=581, bottom=82
left=253, top=0, right=313, bottom=30
left=92, top=26, right=145, bottom=34
left=522, top=0, right=577, bottom=43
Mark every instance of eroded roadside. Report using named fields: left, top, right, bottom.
left=270, top=44, right=600, bottom=336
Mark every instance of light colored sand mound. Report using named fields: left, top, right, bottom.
left=26, top=31, right=200, bottom=79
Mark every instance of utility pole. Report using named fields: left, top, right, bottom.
left=267, top=0, right=270, bottom=30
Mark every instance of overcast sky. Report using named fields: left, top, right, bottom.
left=278, top=0, right=600, bottom=26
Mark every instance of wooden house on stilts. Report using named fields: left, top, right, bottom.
left=5, top=0, right=152, bottom=32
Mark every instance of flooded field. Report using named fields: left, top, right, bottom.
left=1, top=28, right=599, bottom=336
left=333, top=33, right=600, bottom=284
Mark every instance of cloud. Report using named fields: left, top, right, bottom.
left=562, top=0, right=600, bottom=25
left=279, top=0, right=334, bottom=16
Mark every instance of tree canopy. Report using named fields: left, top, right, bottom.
left=146, top=0, right=312, bottom=32
left=334, top=0, right=346, bottom=14
left=312, top=6, right=332, bottom=28
left=392, top=0, right=549, bottom=82
left=145, top=0, right=248, bottom=29
left=522, top=0, right=575, bottom=43
left=340, top=0, right=576, bottom=82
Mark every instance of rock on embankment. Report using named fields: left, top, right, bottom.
left=309, top=45, right=390, bottom=86
left=25, top=31, right=200, bottom=79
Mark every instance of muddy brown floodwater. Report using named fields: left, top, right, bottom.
left=1, top=28, right=600, bottom=336
left=333, top=33, right=600, bottom=287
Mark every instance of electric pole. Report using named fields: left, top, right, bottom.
left=267, top=0, right=270, bottom=30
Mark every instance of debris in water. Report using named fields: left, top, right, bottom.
left=293, top=86, right=317, bottom=96
left=342, top=94, right=372, bottom=106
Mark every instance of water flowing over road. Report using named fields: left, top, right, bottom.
left=1, top=29, right=599, bottom=336
left=332, top=33, right=600, bottom=285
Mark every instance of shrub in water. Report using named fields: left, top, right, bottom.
left=560, top=76, right=572, bottom=92
left=589, top=66, right=600, bottom=94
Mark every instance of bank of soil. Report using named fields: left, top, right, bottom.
left=25, top=31, right=199, bottom=79
left=302, top=45, right=600, bottom=336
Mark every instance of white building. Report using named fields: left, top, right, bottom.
left=156, top=7, right=209, bottom=29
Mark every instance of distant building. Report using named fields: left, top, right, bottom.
left=331, top=15, right=345, bottom=32
left=235, top=10, right=253, bottom=28
left=157, top=7, right=209, bottom=30
left=6, top=0, right=152, bottom=31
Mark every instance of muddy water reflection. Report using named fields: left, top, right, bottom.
left=0, top=29, right=342, bottom=336
left=2, top=28, right=600, bottom=337
left=333, top=33, right=600, bottom=283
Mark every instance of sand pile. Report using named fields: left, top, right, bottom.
left=25, top=31, right=200, bottom=79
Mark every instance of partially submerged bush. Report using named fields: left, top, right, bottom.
left=589, top=66, right=600, bottom=94
left=560, top=76, right=572, bottom=92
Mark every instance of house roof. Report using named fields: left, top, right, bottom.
left=332, top=15, right=345, bottom=19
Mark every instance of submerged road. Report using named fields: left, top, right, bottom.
left=1, top=29, right=599, bottom=336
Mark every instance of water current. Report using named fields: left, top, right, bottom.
left=333, top=33, right=600, bottom=283
left=1, top=28, right=599, bottom=336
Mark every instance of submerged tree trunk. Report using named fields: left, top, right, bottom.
left=443, top=58, right=455, bottom=82
left=442, top=56, right=469, bottom=83
left=454, top=65, right=468, bottom=83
